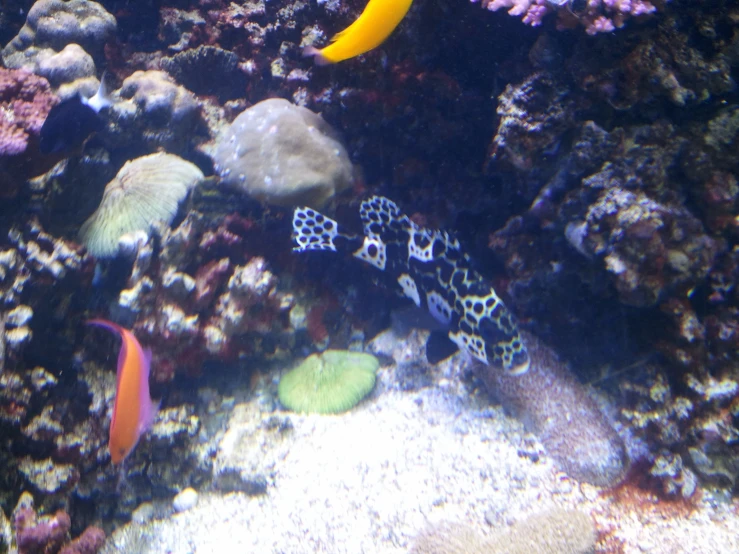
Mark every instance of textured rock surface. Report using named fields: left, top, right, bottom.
left=490, top=72, right=576, bottom=173
left=105, top=70, right=205, bottom=154
left=36, top=43, right=95, bottom=87
left=483, top=16, right=739, bottom=492
left=102, top=209, right=293, bottom=382
left=1, top=0, right=115, bottom=69
left=214, top=98, right=353, bottom=208
left=478, top=330, right=628, bottom=487
left=411, top=508, right=595, bottom=554
left=118, top=70, right=199, bottom=121
left=160, top=45, right=246, bottom=102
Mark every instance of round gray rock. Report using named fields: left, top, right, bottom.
left=1, top=0, right=116, bottom=67
left=37, top=43, right=95, bottom=86
left=213, top=98, right=353, bottom=209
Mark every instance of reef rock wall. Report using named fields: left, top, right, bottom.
left=0, top=0, right=737, bottom=543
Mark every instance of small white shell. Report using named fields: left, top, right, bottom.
left=172, top=487, right=199, bottom=513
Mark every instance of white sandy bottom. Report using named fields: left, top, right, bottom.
left=105, top=386, right=739, bottom=554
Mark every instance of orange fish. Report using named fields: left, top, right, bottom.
left=87, top=319, right=158, bottom=464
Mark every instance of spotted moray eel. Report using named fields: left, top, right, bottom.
left=292, top=196, right=530, bottom=375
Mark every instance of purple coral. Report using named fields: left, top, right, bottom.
left=59, top=527, right=106, bottom=554
left=12, top=494, right=105, bottom=554
left=581, top=0, right=657, bottom=35
left=479, top=0, right=660, bottom=34
left=482, top=0, right=551, bottom=27
left=14, top=505, right=71, bottom=554
left=0, top=68, right=57, bottom=156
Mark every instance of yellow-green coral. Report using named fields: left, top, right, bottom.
left=278, top=350, right=378, bottom=414
left=79, top=152, right=203, bottom=257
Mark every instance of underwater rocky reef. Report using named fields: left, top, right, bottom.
left=0, top=0, right=738, bottom=551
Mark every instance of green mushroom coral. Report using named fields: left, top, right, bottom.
left=278, top=350, right=379, bottom=414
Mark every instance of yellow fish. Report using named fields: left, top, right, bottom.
left=304, top=0, right=414, bottom=65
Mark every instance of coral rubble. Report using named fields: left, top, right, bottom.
left=111, top=209, right=293, bottom=381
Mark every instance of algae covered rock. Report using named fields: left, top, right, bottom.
left=108, top=70, right=204, bottom=152
left=36, top=43, right=95, bottom=87
left=2, top=0, right=116, bottom=69
left=119, top=70, right=199, bottom=121
left=213, top=98, right=353, bottom=209
left=278, top=350, right=378, bottom=414
left=160, top=45, right=246, bottom=101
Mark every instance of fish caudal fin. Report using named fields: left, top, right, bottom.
left=139, top=396, right=160, bottom=435
left=302, top=46, right=332, bottom=66
left=292, top=207, right=340, bottom=252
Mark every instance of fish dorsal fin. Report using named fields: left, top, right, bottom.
left=359, top=196, right=411, bottom=240
left=352, top=236, right=387, bottom=270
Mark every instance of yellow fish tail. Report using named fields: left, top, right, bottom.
left=305, top=0, right=414, bottom=64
